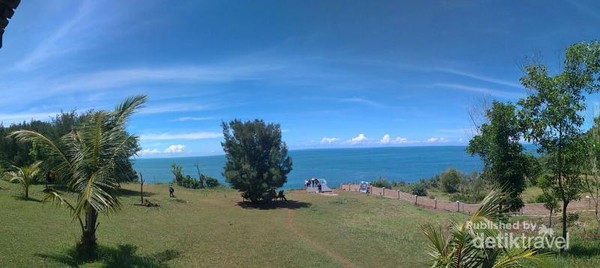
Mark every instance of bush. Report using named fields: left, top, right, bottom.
left=440, top=168, right=462, bottom=193
left=371, top=177, right=392, bottom=189
left=203, top=175, right=221, bottom=188
left=411, top=183, right=428, bottom=196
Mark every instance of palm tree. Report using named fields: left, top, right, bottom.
left=4, top=161, right=42, bottom=199
left=421, top=189, right=550, bottom=268
left=10, top=95, right=146, bottom=258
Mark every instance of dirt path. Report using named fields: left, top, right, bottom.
left=286, top=210, right=355, bottom=268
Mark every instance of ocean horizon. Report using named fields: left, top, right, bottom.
left=133, top=146, right=484, bottom=189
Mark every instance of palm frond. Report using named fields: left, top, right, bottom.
left=493, top=248, right=551, bottom=268
left=9, top=130, right=72, bottom=174
left=112, top=95, right=147, bottom=126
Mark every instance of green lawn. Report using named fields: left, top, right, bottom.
left=1, top=180, right=600, bottom=267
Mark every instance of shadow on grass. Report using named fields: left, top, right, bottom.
left=14, top=196, right=43, bottom=202
left=565, top=242, right=600, bottom=258
left=237, top=200, right=311, bottom=210
left=37, top=244, right=180, bottom=267
left=115, top=187, right=156, bottom=197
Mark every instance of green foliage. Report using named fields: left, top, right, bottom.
left=0, top=109, right=139, bottom=183
left=11, top=95, right=146, bottom=258
left=518, top=41, right=600, bottom=245
left=440, top=168, right=461, bottom=193
left=411, top=182, right=428, bottom=196
left=203, top=175, right=221, bottom=188
left=3, top=161, right=42, bottom=199
left=221, top=119, right=292, bottom=203
left=171, top=163, right=221, bottom=189
left=421, top=189, right=550, bottom=267
left=371, top=177, right=393, bottom=189
left=467, top=101, right=535, bottom=211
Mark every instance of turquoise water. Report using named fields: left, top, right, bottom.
left=132, top=146, right=483, bottom=189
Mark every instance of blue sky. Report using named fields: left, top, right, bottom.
left=1, top=0, right=600, bottom=157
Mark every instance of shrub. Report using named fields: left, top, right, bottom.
left=203, top=175, right=221, bottom=188
left=371, top=177, right=392, bottom=189
left=411, top=183, right=428, bottom=196
left=440, top=168, right=462, bottom=193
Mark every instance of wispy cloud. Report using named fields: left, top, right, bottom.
left=139, top=103, right=215, bottom=115
left=436, top=68, right=523, bottom=88
left=434, top=83, right=525, bottom=98
left=339, top=97, right=384, bottom=108
left=320, top=137, right=339, bottom=144
left=566, top=0, right=600, bottom=20
left=14, top=1, right=93, bottom=71
left=139, top=132, right=222, bottom=141
left=56, top=64, right=286, bottom=91
left=172, top=116, right=216, bottom=122
left=0, top=112, right=57, bottom=125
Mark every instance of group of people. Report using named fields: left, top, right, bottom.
left=305, top=178, right=322, bottom=193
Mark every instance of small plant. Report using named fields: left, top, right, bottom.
left=411, top=182, right=428, bottom=196
left=3, top=161, right=42, bottom=199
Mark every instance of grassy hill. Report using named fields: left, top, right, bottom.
left=1, top=180, right=600, bottom=267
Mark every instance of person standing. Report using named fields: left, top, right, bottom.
left=169, top=184, right=175, bottom=198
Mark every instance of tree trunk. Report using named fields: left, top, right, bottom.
left=561, top=201, right=569, bottom=253
left=140, top=173, right=144, bottom=204
left=78, top=208, right=98, bottom=259
left=25, top=186, right=29, bottom=199
left=549, top=208, right=553, bottom=228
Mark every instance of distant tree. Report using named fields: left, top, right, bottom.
left=518, top=41, right=600, bottom=249
left=440, top=168, right=461, bottom=193
left=3, top=161, right=42, bottom=199
left=11, top=95, right=146, bottom=258
left=221, top=119, right=292, bottom=203
left=466, top=101, right=533, bottom=211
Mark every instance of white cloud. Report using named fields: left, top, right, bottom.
left=138, top=144, right=186, bottom=156
left=348, top=134, right=369, bottom=145
left=138, top=148, right=161, bottom=156
left=164, top=144, right=185, bottom=153
left=140, top=132, right=222, bottom=141
left=427, top=137, right=449, bottom=143
left=394, top=137, right=408, bottom=144
left=321, top=137, right=340, bottom=144
left=380, top=134, right=391, bottom=144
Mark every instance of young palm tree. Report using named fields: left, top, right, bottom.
left=421, top=189, right=550, bottom=268
left=10, top=95, right=146, bottom=258
left=4, top=161, right=42, bottom=199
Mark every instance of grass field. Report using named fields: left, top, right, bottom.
left=1, top=180, right=600, bottom=267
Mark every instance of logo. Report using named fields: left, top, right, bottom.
left=467, top=221, right=568, bottom=250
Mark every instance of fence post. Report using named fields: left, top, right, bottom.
left=587, top=196, right=591, bottom=209
left=434, top=198, right=437, bottom=209
left=456, top=201, right=460, bottom=212
left=414, top=195, right=418, bottom=205
left=397, top=190, right=400, bottom=200
left=382, top=188, right=385, bottom=196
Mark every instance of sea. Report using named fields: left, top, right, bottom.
left=132, top=146, right=484, bottom=189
